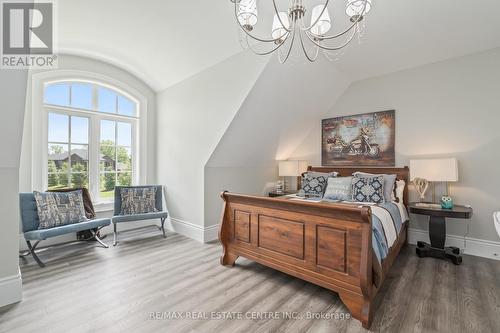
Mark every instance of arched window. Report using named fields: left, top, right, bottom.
left=43, top=80, right=139, bottom=203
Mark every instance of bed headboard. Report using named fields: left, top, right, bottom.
left=307, top=166, right=410, bottom=206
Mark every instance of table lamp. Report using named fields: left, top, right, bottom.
left=410, top=158, right=458, bottom=207
left=278, top=160, right=308, bottom=193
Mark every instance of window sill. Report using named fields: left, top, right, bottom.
left=94, top=202, right=114, bottom=213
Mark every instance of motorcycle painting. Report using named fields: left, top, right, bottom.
left=322, top=110, right=395, bottom=166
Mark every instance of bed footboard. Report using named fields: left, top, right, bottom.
left=218, top=192, right=375, bottom=328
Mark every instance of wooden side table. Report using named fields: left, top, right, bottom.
left=409, top=203, right=473, bottom=265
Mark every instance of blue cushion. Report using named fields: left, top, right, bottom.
left=114, top=185, right=163, bottom=215
left=20, top=193, right=40, bottom=232
left=24, top=218, right=111, bottom=240
left=112, top=211, right=168, bottom=224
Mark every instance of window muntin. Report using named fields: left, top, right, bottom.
left=45, top=81, right=137, bottom=117
left=44, top=81, right=138, bottom=203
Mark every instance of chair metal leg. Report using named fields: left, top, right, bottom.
left=26, top=240, right=45, bottom=268
left=160, top=218, right=167, bottom=238
left=91, top=230, right=109, bottom=248
left=113, top=223, right=118, bottom=246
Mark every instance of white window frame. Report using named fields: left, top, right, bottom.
left=31, top=70, right=149, bottom=211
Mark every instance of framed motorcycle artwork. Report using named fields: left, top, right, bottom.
left=322, top=110, right=396, bottom=166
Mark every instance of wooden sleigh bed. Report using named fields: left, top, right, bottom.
left=218, top=166, right=409, bottom=329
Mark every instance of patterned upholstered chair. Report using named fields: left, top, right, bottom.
left=111, top=185, right=168, bottom=246
left=19, top=193, right=111, bottom=267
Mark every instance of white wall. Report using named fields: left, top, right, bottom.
left=203, top=57, right=351, bottom=237
left=291, top=48, right=500, bottom=243
left=156, top=52, right=267, bottom=239
left=0, top=70, right=28, bottom=307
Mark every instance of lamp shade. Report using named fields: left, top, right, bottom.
left=272, top=12, right=290, bottom=40
left=310, top=5, right=331, bottom=35
left=346, top=0, right=372, bottom=18
left=279, top=160, right=308, bottom=177
left=237, top=0, right=258, bottom=28
left=410, top=158, right=459, bottom=182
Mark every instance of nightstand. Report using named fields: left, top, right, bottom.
left=409, top=203, right=473, bottom=265
left=268, top=190, right=296, bottom=198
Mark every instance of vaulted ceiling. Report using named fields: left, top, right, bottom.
left=58, top=0, right=500, bottom=92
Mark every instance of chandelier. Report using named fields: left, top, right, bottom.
left=231, top=0, right=372, bottom=63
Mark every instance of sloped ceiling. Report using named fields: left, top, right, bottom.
left=58, top=0, right=500, bottom=92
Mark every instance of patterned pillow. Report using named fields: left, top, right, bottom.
left=34, top=190, right=87, bottom=229
left=323, top=177, right=353, bottom=201
left=353, top=172, right=397, bottom=202
left=120, top=187, right=158, bottom=215
left=298, top=172, right=337, bottom=198
left=351, top=176, right=385, bottom=204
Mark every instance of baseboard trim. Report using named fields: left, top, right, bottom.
left=166, top=218, right=219, bottom=243
left=0, top=270, right=22, bottom=308
left=408, top=228, right=500, bottom=261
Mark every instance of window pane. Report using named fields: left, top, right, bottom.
left=117, top=122, right=131, bottom=146
left=48, top=174, right=67, bottom=190
left=100, top=173, right=116, bottom=200
left=117, top=147, right=132, bottom=171
left=98, top=87, right=116, bottom=113
left=100, top=146, right=116, bottom=171
left=117, top=172, right=132, bottom=186
left=100, top=120, right=115, bottom=144
left=70, top=144, right=88, bottom=172
left=71, top=116, right=89, bottom=144
left=118, top=95, right=136, bottom=116
left=44, top=83, right=69, bottom=106
left=71, top=173, right=89, bottom=188
left=48, top=144, right=69, bottom=173
left=48, top=113, right=69, bottom=142
left=71, top=83, right=92, bottom=110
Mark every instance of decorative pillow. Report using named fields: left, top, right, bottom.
left=120, top=187, right=158, bottom=215
left=34, top=190, right=87, bottom=229
left=323, top=177, right=353, bottom=201
left=298, top=172, right=337, bottom=198
left=351, top=176, right=385, bottom=204
left=353, top=172, right=397, bottom=202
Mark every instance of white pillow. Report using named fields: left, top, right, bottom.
left=395, top=180, right=405, bottom=203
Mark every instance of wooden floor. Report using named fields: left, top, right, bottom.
left=1, top=226, right=499, bottom=333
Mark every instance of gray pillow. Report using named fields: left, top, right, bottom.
left=34, top=190, right=87, bottom=229
left=120, top=187, right=158, bottom=215
left=323, top=177, right=353, bottom=201
left=298, top=172, right=338, bottom=198
left=351, top=176, right=385, bottom=204
left=353, top=172, right=397, bottom=202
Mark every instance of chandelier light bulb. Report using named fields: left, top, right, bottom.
left=310, top=5, right=331, bottom=36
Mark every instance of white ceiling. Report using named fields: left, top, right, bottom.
left=58, top=0, right=500, bottom=92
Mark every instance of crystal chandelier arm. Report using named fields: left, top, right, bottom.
left=245, top=33, right=289, bottom=56
left=299, top=0, right=330, bottom=31
left=299, top=29, right=320, bottom=62
left=304, top=24, right=358, bottom=51
left=278, top=22, right=297, bottom=64
left=306, top=1, right=367, bottom=39
left=234, top=1, right=288, bottom=43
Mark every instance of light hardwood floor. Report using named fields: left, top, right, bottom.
left=1, top=226, right=499, bottom=333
